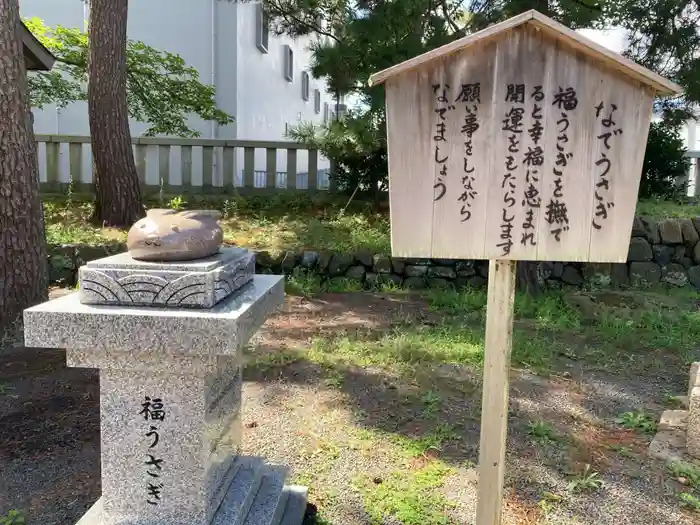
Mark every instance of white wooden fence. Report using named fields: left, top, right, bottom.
left=36, top=135, right=334, bottom=194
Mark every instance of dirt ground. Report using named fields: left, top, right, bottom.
left=1, top=290, right=698, bottom=524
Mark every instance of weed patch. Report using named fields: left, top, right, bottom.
left=0, top=510, right=24, bottom=525
left=390, top=423, right=459, bottom=459
left=669, top=461, right=700, bottom=488
left=355, top=462, right=457, bottom=525
left=615, top=410, right=658, bottom=434
left=526, top=421, right=560, bottom=446
left=679, top=492, right=700, bottom=512
left=566, top=465, right=604, bottom=493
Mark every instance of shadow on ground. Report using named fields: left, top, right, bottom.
left=0, top=336, right=100, bottom=525
left=242, top=291, right=698, bottom=525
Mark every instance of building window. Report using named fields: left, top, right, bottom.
left=283, top=45, right=293, bottom=82
left=301, top=72, right=310, bottom=101
left=323, top=102, right=329, bottom=123
left=256, top=4, right=269, bottom=53
left=314, top=90, right=321, bottom=114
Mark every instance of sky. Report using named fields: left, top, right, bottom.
left=577, top=27, right=628, bottom=54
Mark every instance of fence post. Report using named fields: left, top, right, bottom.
left=36, top=135, right=325, bottom=196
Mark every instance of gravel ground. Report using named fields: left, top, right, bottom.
left=239, top=360, right=698, bottom=525
left=0, top=328, right=100, bottom=525
left=1, top=290, right=698, bottom=525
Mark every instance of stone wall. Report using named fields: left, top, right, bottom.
left=48, top=216, right=700, bottom=290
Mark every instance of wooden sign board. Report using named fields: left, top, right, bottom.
left=370, top=11, right=681, bottom=525
left=370, top=10, right=681, bottom=264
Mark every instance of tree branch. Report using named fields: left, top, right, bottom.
left=266, top=0, right=343, bottom=44
left=441, top=0, right=461, bottom=33
left=54, top=55, right=86, bottom=68
left=569, top=0, right=602, bottom=12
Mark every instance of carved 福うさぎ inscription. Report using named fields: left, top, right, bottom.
left=140, top=396, right=166, bottom=506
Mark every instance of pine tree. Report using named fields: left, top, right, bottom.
left=0, top=1, right=49, bottom=328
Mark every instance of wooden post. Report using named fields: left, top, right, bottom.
left=475, top=259, right=516, bottom=525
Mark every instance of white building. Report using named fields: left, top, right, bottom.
left=20, top=0, right=337, bottom=189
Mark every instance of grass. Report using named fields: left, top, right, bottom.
left=679, top=492, right=700, bottom=512
left=43, top=194, right=390, bottom=253
left=284, top=419, right=461, bottom=524
left=240, top=281, right=700, bottom=522
left=43, top=194, right=700, bottom=253
left=389, top=423, right=460, bottom=459
left=0, top=510, right=24, bottom=525
left=285, top=267, right=402, bottom=297
left=419, top=390, right=442, bottom=418
left=669, top=461, right=700, bottom=488
left=636, top=198, right=700, bottom=219
left=670, top=461, right=700, bottom=514
left=293, top=285, right=700, bottom=381
left=354, top=462, right=457, bottom=525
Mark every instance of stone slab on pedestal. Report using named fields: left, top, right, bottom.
left=23, top=275, right=306, bottom=525
left=24, top=275, right=282, bottom=355
left=78, top=247, right=255, bottom=309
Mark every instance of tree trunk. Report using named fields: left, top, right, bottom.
left=0, top=0, right=49, bottom=329
left=516, top=262, right=541, bottom=296
left=88, top=0, right=144, bottom=228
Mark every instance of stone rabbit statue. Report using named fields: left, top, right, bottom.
left=127, top=209, right=224, bottom=261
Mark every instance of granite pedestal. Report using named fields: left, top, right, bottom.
left=23, top=274, right=307, bottom=525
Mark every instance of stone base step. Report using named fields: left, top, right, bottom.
left=73, top=456, right=308, bottom=525
left=213, top=456, right=308, bottom=525
left=212, top=457, right=266, bottom=525
left=279, top=486, right=309, bottom=525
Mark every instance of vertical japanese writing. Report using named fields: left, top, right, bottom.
left=455, top=83, right=481, bottom=222
left=432, top=83, right=455, bottom=202
left=592, top=102, right=623, bottom=229
left=521, top=85, right=545, bottom=247
left=544, top=87, right=578, bottom=242
left=140, top=396, right=165, bottom=505
left=498, top=83, right=525, bottom=256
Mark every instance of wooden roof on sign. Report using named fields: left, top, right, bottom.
left=368, top=10, right=682, bottom=96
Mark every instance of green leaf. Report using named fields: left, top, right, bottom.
left=24, top=17, right=234, bottom=137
